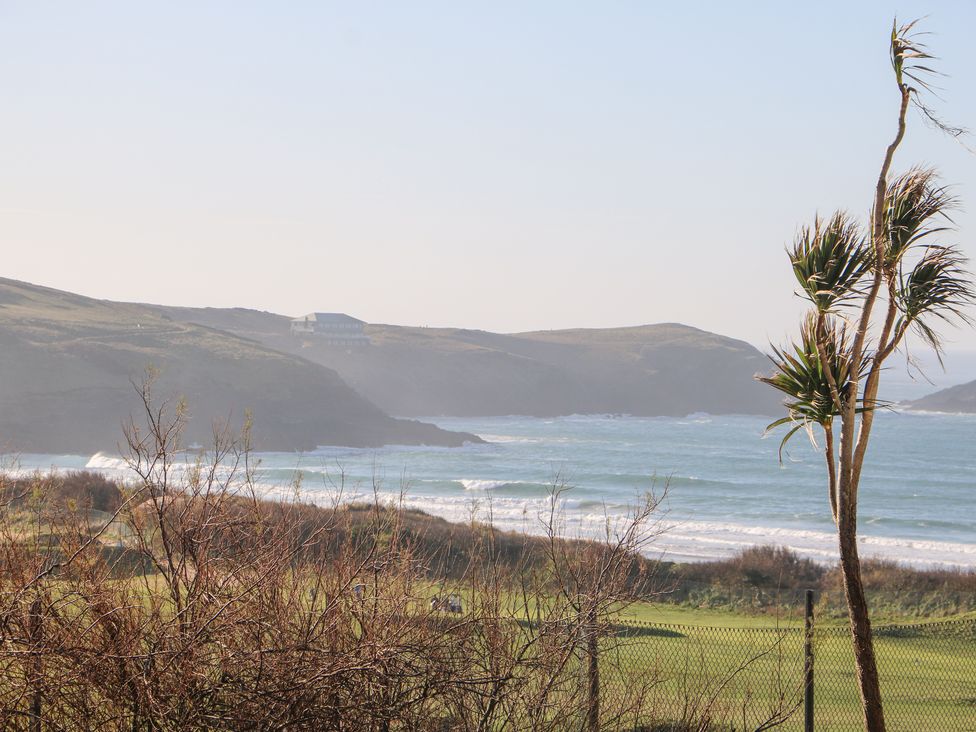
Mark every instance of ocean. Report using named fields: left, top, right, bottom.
left=11, top=411, right=976, bottom=570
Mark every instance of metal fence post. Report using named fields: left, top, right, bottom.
left=29, top=596, right=42, bottom=732
left=586, top=608, right=599, bottom=732
left=804, top=589, right=815, bottom=732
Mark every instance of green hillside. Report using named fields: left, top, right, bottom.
left=0, top=279, right=478, bottom=453
left=150, top=305, right=782, bottom=418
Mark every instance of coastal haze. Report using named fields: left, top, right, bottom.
left=2, top=2, right=975, bottom=349
left=149, top=303, right=783, bottom=418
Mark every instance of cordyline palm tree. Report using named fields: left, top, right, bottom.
left=760, top=20, right=975, bottom=732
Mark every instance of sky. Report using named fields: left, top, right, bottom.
left=2, top=1, right=976, bottom=353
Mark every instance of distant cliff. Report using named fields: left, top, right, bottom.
left=0, top=279, right=479, bottom=453
left=150, top=306, right=782, bottom=418
left=908, top=379, right=976, bottom=413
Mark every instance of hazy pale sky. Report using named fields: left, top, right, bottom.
left=3, top=1, right=975, bottom=350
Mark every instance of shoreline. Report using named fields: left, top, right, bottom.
left=6, top=457, right=975, bottom=572
left=7, top=407, right=975, bottom=573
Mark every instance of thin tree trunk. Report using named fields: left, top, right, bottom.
left=824, top=425, right=838, bottom=525
left=833, top=78, right=910, bottom=732
left=838, top=512, right=885, bottom=731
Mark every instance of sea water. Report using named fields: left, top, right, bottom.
left=11, top=411, right=976, bottom=569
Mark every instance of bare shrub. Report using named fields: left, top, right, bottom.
left=0, top=381, right=803, bottom=730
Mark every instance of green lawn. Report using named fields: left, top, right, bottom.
left=619, top=601, right=808, bottom=628
left=600, top=604, right=976, bottom=731
left=415, top=587, right=975, bottom=729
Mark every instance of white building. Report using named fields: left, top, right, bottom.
left=290, top=313, right=370, bottom=345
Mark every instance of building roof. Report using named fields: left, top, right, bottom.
left=292, top=313, right=366, bottom=325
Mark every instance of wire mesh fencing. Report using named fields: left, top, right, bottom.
left=810, top=617, right=976, bottom=731
left=597, top=620, right=806, bottom=730
left=596, top=612, right=976, bottom=731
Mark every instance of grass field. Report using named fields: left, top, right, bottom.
left=6, top=474, right=973, bottom=730
left=296, top=577, right=976, bottom=729
left=598, top=604, right=976, bottom=731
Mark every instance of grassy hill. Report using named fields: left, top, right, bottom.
left=149, top=306, right=782, bottom=417
left=0, top=279, right=478, bottom=453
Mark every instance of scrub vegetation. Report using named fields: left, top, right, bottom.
left=1, top=392, right=972, bottom=729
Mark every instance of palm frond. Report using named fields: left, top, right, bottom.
left=890, top=17, right=940, bottom=94
left=789, top=212, right=870, bottom=313
left=758, top=313, right=869, bottom=460
left=884, top=167, right=956, bottom=267
left=890, top=17, right=971, bottom=143
left=896, top=244, right=976, bottom=358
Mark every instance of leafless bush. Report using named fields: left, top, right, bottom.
left=0, top=381, right=802, bottom=730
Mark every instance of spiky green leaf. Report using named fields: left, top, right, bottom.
left=884, top=167, right=955, bottom=267
left=759, top=313, right=870, bottom=458
left=896, top=244, right=976, bottom=357
left=789, top=212, right=870, bottom=313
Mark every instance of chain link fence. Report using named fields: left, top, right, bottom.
left=597, top=610, right=976, bottom=730
left=810, top=617, right=976, bottom=731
